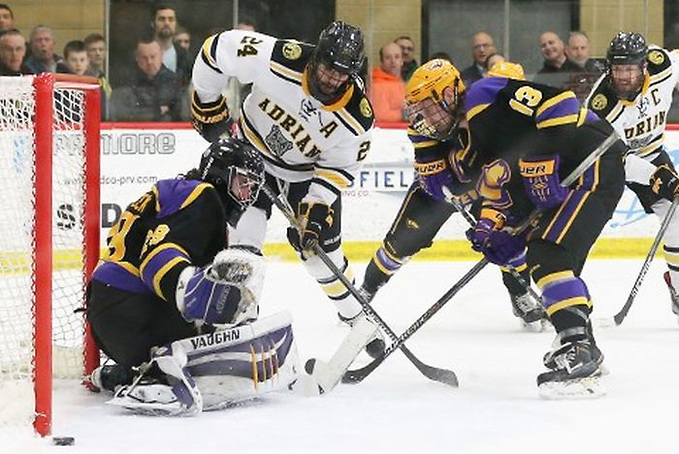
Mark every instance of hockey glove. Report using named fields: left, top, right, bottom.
left=465, top=207, right=526, bottom=266
left=650, top=164, right=679, bottom=201
left=519, top=155, right=569, bottom=210
left=296, top=201, right=333, bottom=250
left=176, top=249, right=262, bottom=328
left=414, top=153, right=458, bottom=203
left=191, top=92, right=235, bottom=142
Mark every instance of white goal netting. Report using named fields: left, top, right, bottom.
left=0, top=76, right=97, bottom=430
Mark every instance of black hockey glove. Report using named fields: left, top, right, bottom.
left=650, top=164, right=679, bottom=201
left=191, top=92, right=235, bottom=142
left=296, top=202, right=333, bottom=250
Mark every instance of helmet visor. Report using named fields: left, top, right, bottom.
left=405, top=97, right=456, bottom=139
left=228, top=166, right=262, bottom=208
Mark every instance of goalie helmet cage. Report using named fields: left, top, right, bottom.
left=0, top=74, right=101, bottom=437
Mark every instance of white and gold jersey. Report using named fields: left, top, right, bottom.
left=586, top=47, right=679, bottom=160
left=192, top=30, right=374, bottom=205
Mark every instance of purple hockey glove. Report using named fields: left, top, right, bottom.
left=414, top=155, right=458, bottom=202
left=465, top=208, right=526, bottom=266
left=519, top=155, right=569, bottom=210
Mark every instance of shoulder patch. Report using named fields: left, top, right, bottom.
left=590, top=93, right=608, bottom=111
left=587, top=80, right=618, bottom=119
left=271, top=39, right=314, bottom=73
left=340, top=85, right=375, bottom=133
left=647, top=48, right=672, bottom=75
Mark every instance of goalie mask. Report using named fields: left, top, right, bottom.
left=306, top=21, right=365, bottom=104
left=405, top=59, right=466, bottom=140
left=199, top=138, right=265, bottom=213
left=606, top=31, right=648, bottom=100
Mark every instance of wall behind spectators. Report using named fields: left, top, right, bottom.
left=11, top=0, right=105, bottom=53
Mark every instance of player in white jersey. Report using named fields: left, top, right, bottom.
left=586, top=32, right=679, bottom=317
left=191, top=21, right=385, bottom=356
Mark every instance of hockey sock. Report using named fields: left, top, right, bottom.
left=538, top=271, right=592, bottom=344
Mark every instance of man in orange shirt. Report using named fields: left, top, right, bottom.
left=371, top=42, right=405, bottom=122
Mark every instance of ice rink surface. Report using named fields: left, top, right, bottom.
left=2, top=258, right=679, bottom=454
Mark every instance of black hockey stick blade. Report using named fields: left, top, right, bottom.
left=400, top=344, right=459, bottom=387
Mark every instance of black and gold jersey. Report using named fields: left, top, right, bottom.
left=92, top=179, right=228, bottom=305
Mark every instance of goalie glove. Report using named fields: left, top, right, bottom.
left=191, top=91, right=236, bottom=142
left=650, top=164, right=679, bottom=201
left=176, top=247, right=264, bottom=328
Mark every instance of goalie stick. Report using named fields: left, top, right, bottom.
left=610, top=197, right=679, bottom=326
left=344, top=132, right=620, bottom=383
left=261, top=184, right=459, bottom=390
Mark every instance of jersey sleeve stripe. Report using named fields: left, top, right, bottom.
left=316, top=164, right=353, bottom=181
left=314, top=168, right=352, bottom=188
left=536, top=114, right=579, bottom=129
left=270, top=61, right=303, bottom=85
left=637, top=133, right=665, bottom=157
left=200, top=34, right=222, bottom=74
left=535, top=95, right=580, bottom=125
left=605, top=102, right=625, bottom=124
left=179, top=183, right=213, bottom=210
left=332, top=111, right=360, bottom=136
left=140, top=243, right=191, bottom=300
left=466, top=103, right=490, bottom=121
left=535, top=91, right=576, bottom=118
left=334, top=108, right=364, bottom=135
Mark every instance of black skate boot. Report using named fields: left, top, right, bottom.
left=86, top=363, right=136, bottom=393
left=510, top=292, right=548, bottom=331
left=663, top=271, right=679, bottom=315
left=338, top=306, right=386, bottom=359
left=537, top=340, right=605, bottom=399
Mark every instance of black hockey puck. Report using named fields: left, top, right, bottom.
left=52, top=436, right=75, bottom=446
left=304, top=358, right=316, bottom=374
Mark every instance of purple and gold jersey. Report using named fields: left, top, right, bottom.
left=92, top=179, right=228, bottom=305
left=463, top=76, right=605, bottom=218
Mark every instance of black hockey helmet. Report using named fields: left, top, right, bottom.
left=307, top=21, right=365, bottom=103
left=199, top=138, right=264, bottom=210
left=606, top=32, right=648, bottom=66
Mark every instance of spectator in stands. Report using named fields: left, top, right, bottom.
left=371, top=41, right=406, bottom=122
left=0, top=28, right=29, bottom=75
left=566, top=31, right=604, bottom=73
left=0, top=3, right=15, bottom=33
left=460, top=32, right=496, bottom=86
left=150, top=3, right=191, bottom=86
left=24, top=25, right=69, bottom=74
left=109, top=38, right=183, bottom=122
left=561, top=31, right=605, bottom=101
left=84, top=33, right=106, bottom=78
left=395, top=36, right=418, bottom=82
left=63, top=40, right=89, bottom=76
left=533, top=31, right=582, bottom=87
left=428, top=51, right=452, bottom=63
left=174, top=27, right=191, bottom=52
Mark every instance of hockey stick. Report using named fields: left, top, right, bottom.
left=447, top=194, right=543, bottom=305
left=261, top=184, right=459, bottom=388
left=610, top=197, right=679, bottom=326
left=344, top=132, right=620, bottom=383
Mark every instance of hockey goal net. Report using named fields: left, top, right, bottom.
left=0, top=74, right=100, bottom=436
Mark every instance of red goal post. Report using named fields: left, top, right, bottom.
left=0, top=73, right=101, bottom=437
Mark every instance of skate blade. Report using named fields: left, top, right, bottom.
left=538, top=375, right=606, bottom=400
left=289, top=373, right=323, bottom=397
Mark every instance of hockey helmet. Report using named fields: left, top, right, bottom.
left=405, top=59, right=465, bottom=139
left=307, top=21, right=365, bottom=103
left=199, top=138, right=264, bottom=210
left=487, top=61, right=525, bottom=80
left=606, top=32, right=648, bottom=66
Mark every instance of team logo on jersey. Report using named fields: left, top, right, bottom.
left=265, top=124, right=293, bottom=157
left=648, top=50, right=665, bottom=65
left=282, top=41, right=302, bottom=60
left=591, top=94, right=607, bottom=111
left=359, top=98, right=372, bottom=118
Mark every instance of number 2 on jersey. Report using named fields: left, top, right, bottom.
left=509, top=86, right=543, bottom=116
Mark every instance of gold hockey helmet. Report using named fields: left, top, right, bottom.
left=487, top=61, right=525, bottom=80
left=405, top=59, right=465, bottom=139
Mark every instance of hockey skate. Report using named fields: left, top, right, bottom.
left=537, top=340, right=606, bottom=399
left=338, top=306, right=385, bottom=359
left=86, top=363, right=136, bottom=393
left=663, top=272, right=679, bottom=316
left=510, top=292, right=548, bottom=331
